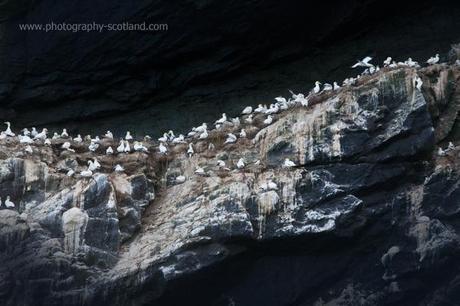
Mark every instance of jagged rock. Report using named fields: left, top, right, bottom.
left=0, top=62, right=460, bottom=305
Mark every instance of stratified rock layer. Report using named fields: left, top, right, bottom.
left=0, top=62, right=460, bottom=305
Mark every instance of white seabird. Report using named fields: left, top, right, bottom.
left=124, top=140, right=131, bottom=153
left=61, top=142, right=75, bottom=152
left=52, top=132, right=60, bottom=140
left=19, top=135, right=33, bottom=144
left=114, top=164, right=124, bottom=172
left=239, top=129, right=247, bottom=138
left=426, top=54, right=439, bottom=65
left=231, top=117, right=241, bottom=126
left=159, top=143, right=168, bottom=154
left=31, top=127, right=38, bottom=137
left=187, top=143, right=194, bottom=157
left=158, top=133, right=169, bottom=143
left=413, top=76, right=423, bottom=91
left=88, top=141, right=99, bottom=152
left=199, top=129, right=208, bottom=139
left=383, top=57, right=392, bottom=67
left=61, top=128, right=69, bottom=138
left=66, top=169, right=75, bottom=177
left=267, top=180, right=278, bottom=190
left=88, top=160, right=99, bottom=172
left=275, top=97, right=287, bottom=103
left=195, top=166, right=205, bottom=175
left=447, top=142, right=455, bottom=151
left=125, top=131, right=133, bottom=141
left=263, top=115, right=273, bottom=125
left=313, top=81, right=321, bottom=94
left=44, top=139, right=51, bottom=146
left=195, top=123, right=207, bottom=133
left=34, top=128, right=48, bottom=140
left=22, top=128, right=30, bottom=136
left=3, top=122, right=15, bottom=137
left=117, top=141, right=125, bottom=153
left=172, top=134, right=185, bottom=144
left=215, top=113, right=227, bottom=125
left=283, top=158, right=296, bottom=168
left=333, top=82, right=341, bottom=90
left=25, top=145, right=33, bottom=154
left=73, top=134, right=83, bottom=143
left=106, top=146, right=114, bottom=155
left=323, top=83, right=333, bottom=91
left=254, top=104, right=267, bottom=114
left=242, top=106, right=253, bottom=115
left=224, top=133, right=237, bottom=144
left=437, top=147, right=446, bottom=156
left=236, top=158, right=245, bottom=169
left=80, top=169, right=93, bottom=177
left=5, top=196, right=15, bottom=208
left=134, top=141, right=148, bottom=153
left=105, top=131, right=114, bottom=139
left=245, top=114, right=254, bottom=124
left=351, top=56, right=373, bottom=68
left=266, top=104, right=280, bottom=114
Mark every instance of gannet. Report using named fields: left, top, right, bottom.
left=134, top=141, right=148, bottom=152
left=5, top=196, right=15, bottom=208
left=217, top=160, right=226, bottom=168
left=245, top=114, right=254, bottom=124
left=215, top=113, right=227, bottom=125
left=158, top=133, right=169, bottom=142
left=199, top=129, right=208, bottom=139
left=105, top=131, right=114, bottom=139
left=405, top=58, right=419, bottom=68
left=383, top=57, right=392, bottom=67
left=124, top=140, right=131, bottom=153
left=290, top=91, right=309, bottom=107
left=389, top=61, right=398, bottom=68
left=25, top=145, right=33, bottom=154
left=88, top=141, right=99, bottom=152
left=117, top=141, right=125, bottom=153
left=172, top=134, right=185, bottom=144
left=240, top=129, right=247, bottom=138
left=106, top=146, right=114, bottom=155
left=437, top=147, right=446, bottom=156
left=254, top=104, right=267, bottom=113
left=44, top=139, right=51, bottom=146
left=61, top=129, right=69, bottom=138
left=80, top=169, right=93, bottom=177
left=352, top=56, right=373, bottom=68
left=263, top=115, right=273, bottom=125
left=187, top=143, right=194, bottom=157
left=313, top=81, right=321, bottom=94
left=167, top=130, right=176, bottom=141
left=266, top=104, right=280, bottom=114
left=125, top=131, right=133, bottom=141
left=175, top=175, right=186, bottom=184
left=3, top=122, right=15, bottom=137
left=195, top=166, right=205, bottom=175
left=19, top=135, right=33, bottom=144
left=31, top=127, right=38, bottom=137
left=159, top=143, right=168, bottom=154
left=242, top=106, right=253, bottom=115
left=84, top=135, right=92, bottom=141
left=88, top=160, right=98, bottom=172
left=323, top=83, right=333, bottom=91
left=114, top=164, right=124, bottom=172
left=447, top=142, right=455, bottom=151
left=195, top=123, right=207, bottom=133
left=66, top=169, right=75, bottom=177
left=52, top=132, right=60, bottom=140
left=236, top=158, right=245, bottom=169
left=426, top=54, right=439, bottom=65
left=73, top=134, right=83, bottom=143
left=333, top=82, right=341, bottom=90
left=283, top=158, right=296, bottom=168
left=224, top=133, right=237, bottom=144
left=34, top=128, right=48, bottom=140
left=231, top=117, right=241, bottom=126
left=61, top=142, right=75, bottom=152
left=208, top=142, right=215, bottom=151
left=22, top=128, right=30, bottom=136
left=413, top=76, right=423, bottom=91
left=275, top=97, right=287, bottom=104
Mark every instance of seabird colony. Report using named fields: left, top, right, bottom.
left=0, top=53, right=454, bottom=209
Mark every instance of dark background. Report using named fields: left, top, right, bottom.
left=0, top=0, right=459, bottom=137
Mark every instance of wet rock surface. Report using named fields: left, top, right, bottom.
left=0, top=62, right=459, bottom=305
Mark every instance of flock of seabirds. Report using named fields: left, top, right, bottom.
left=0, top=54, right=458, bottom=209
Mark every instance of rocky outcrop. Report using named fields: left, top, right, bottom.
left=0, top=61, right=460, bottom=305
left=1, top=1, right=460, bottom=136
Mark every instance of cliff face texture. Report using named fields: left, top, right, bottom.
left=0, top=58, right=459, bottom=305
left=1, top=0, right=460, bottom=136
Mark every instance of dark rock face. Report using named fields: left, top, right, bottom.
left=0, top=61, right=459, bottom=305
left=1, top=0, right=460, bottom=136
